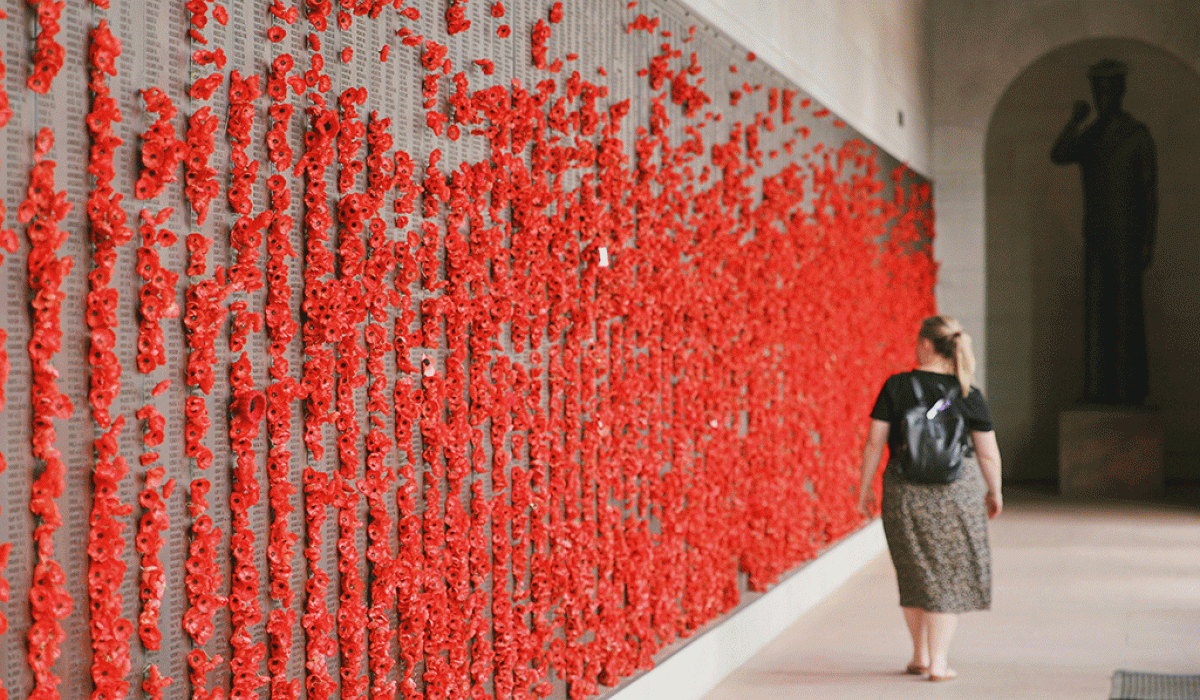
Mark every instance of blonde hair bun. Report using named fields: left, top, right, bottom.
left=919, top=316, right=976, bottom=395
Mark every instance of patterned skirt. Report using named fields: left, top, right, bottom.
left=880, top=456, right=992, bottom=613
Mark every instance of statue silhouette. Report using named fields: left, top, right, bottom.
left=1051, top=59, right=1157, bottom=405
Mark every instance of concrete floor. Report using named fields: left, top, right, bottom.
left=703, top=488, right=1200, bottom=700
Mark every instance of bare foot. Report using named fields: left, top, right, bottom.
left=905, top=662, right=928, bottom=675
left=928, top=667, right=957, bottom=682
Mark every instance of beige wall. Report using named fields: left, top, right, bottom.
left=679, top=0, right=932, bottom=174
left=929, top=0, right=1200, bottom=478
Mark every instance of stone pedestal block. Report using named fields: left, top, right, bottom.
left=1059, top=407, right=1163, bottom=498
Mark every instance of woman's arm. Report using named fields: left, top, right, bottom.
left=856, top=419, right=891, bottom=517
left=972, top=430, right=1003, bottom=518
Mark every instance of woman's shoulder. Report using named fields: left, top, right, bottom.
left=909, top=368, right=957, bottom=390
left=880, top=370, right=915, bottom=391
left=961, top=385, right=994, bottom=426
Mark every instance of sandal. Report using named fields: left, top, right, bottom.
left=905, top=663, right=928, bottom=676
left=928, top=669, right=957, bottom=682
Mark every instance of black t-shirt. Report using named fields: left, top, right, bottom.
left=870, top=369, right=994, bottom=454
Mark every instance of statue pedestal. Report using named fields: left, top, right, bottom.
left=1059, top=407, right=1163, bottom=498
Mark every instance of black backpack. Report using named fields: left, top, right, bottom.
left=896, top=373, right=966, bottom=484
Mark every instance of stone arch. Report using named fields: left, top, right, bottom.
left=928, top=0, right=1200, bottom=479
left=984, top=37, right=1200, bottom=481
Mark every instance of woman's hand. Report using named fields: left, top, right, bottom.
left=972, top=431, right=1003, bottom=519
left=857, top=485, right=875, bottom=518
left=985, top=490, right=1002, bottom=519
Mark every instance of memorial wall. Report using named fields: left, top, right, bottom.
left=0, top=1, right=934, bottom=697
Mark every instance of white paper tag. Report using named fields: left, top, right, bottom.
left=598, top=246, right=609, bottom=267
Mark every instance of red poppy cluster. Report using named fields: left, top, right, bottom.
left=86, top=417, right=133, bottom=700
left=188, top=72, right=224, bottom=102
left=396, top=25, right=421, bottom=48
left=141, top=665, right=173, bottom=700
left=25, top=1, right=64, bottom=94
left=137, top=208, right=181, bottom=374
left=0, top=325, right=7, bottom=413
left=187, top=0, right=211, bottom=43
left=266, top=54, right=300, bottom=105
left=181, top=475, right=225, bottom=698
left=445, top=0, right=470, bottom=34
left=298, top=462, right=335, bottom=700
left=131, top=260, right=175, bottom=696
left=531, top=19, right=551, bottom=69
left=20, top=125, right=74, bottom=700
left=420, top=39, right=450, bottom=135
left=227, top=80, right=269, bottom=297
left=228, top=360, right=270, bottom=699
left=225, top=66, right=273, bottom=700
left=180, top=16, right=240, bottom=697
left=268, top=0, right=300, bottom=23
left=135, top=89, right=185, bottom=201
left=193, top=47, right=227, bottom=70
left=628, top=13, right=660, bottom=33
left=0, top=17, right=13, bottom=486
left=295, top=64, right=339, bottom=700
left=133, top=459, right=171, bottom=651
left=330, top=89, right=372, bottom=697
left=181, top=216, right=228, bottom=700
left=82, top=21, right=138, bottom=700
left=388, top=139, right=425, bottom=689
left=0, top=3, right=939, bottom=699
left=263, top=53, right=301, bottom=700
left=361, top=113, right=403, bottom=700
left=183, top=107, right=221, bottom=225
left=182, top=275, right=229, bottom=404
left=0, top=20, right=11, bottom=131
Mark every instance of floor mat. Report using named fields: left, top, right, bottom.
left=1111, top=671, right=1200, bottom=700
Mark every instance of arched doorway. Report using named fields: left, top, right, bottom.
left=985, top=37, right=1200, bottom=483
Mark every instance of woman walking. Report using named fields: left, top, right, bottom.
left=857, top=316, right=1003, bottom=682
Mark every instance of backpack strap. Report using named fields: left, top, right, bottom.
left=910, top=372, right=958, bottom=418
left=909, top=372, right=925, bottom=405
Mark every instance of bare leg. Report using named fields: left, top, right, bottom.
left=927, top=612, right=959, bottom=679
left=901, top=606, right=928, bottom=669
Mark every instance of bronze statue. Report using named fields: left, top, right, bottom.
left=1051, top=59, right=1157, bottom=405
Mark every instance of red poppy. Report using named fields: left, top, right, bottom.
left=0, top=8, right=948, bottom=696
